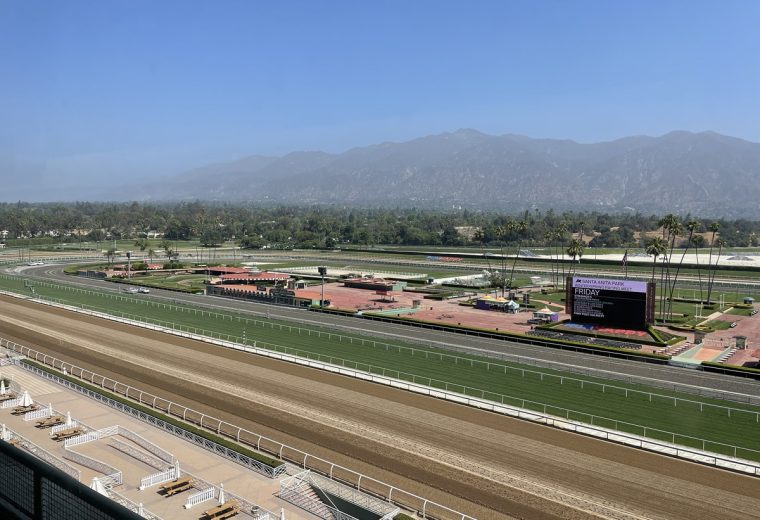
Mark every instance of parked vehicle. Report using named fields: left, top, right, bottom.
left=138, top=287, right=150, bottom=294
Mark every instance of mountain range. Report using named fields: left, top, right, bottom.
left=137, top=129, right=760, bottom=217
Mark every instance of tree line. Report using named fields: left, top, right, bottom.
left=0, top=201, right=758, bottom=252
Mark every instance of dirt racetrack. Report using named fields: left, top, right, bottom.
left=1, top=295, right=760, bottom=520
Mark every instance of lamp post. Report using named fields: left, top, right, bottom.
left=318, top=266, right=327, bottom=307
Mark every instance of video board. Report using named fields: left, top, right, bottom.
left=565, top=276, right=654, bottom=330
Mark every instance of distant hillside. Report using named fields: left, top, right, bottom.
left=137, top=129, right=760, bottom=217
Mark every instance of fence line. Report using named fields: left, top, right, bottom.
left=184, top=487, right=215, bottom=509
left=140, top=467, right=176, bottom=490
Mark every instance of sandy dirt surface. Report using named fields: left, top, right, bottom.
left=2, top=295, right=760, bottom=520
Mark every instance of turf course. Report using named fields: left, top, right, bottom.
left=1, top=272, right=759, bottom=461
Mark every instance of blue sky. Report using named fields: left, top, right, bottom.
left=1, top=0, right=759, bottom=191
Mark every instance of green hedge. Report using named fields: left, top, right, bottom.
left=394, top=514, right=417, bottom=520
left=21, top=360, right=282, bottom=469
left=701, top=361, right=760, bottom=376
left=359, top=313, right=670, bottom=361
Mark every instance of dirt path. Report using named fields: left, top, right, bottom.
left=2, top=295, right=760, bottom=520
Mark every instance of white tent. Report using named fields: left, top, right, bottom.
left=20, top=391, right=33, bottom=407
left=0, top=380, right=6, bottom=395
left=218, top=483, right=225, bottom=505
left=65, top=411, right=73, bottom=426
left=174, top=459, right=181, bottom=479
left=90, top=477, right=108, bottom=496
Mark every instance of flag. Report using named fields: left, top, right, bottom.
left=622, top=249, right=628, bottom=267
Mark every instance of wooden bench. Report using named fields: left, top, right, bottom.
left=36, top=416, right=64, bottom=428
left=51, top=427, right=82, bottom=441
left=11, top=404, right=40, bottom=415
left=158, top=476, right=192, bottom=496
left=203, top=501, right=238, bottom=519
left=0, top=393, right=17, bottom=401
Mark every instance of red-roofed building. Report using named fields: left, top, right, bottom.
left=217, top=272, right=290, bottom=284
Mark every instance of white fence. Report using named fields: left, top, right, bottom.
left=117, top=426, right=174, bottom=464
left=24, top=407, right=52, bottom=421
left=64, top=425, right=119, bottom=448
left=140, top=467, right=177, bottom=490
left=51, top=422, right=78, bottom=434
left=184, top=487, right=215, bottom=509
left=62, top=449, right=122, bottom=487
left=1, top=396, right=22, bottom=408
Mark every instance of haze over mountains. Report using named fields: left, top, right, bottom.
left=130, top=129, right=759, bottom=217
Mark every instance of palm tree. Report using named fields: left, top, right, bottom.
left=692, top=234, right=706, bottom=302
left=566, top=239, right=585, bottom=279
left=147, top=248, right=156, bottom=265
left=666, top=217, right=689, bottom=317
left=555, top=222, right=568, bottom=289
left=104, top=247, right=116, bottom=268
left=507, top=220, right=528, bottom=290
left=668, top=220, right=699, bottom=319
left=705, top=222, right=720, bottom=303
left=707, top=237, right=726, bottom=304
left=544, top=230, right=556, bottom=287
left=645, top=237, right=667, bottom=282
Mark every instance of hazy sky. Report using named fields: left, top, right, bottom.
left=1, top=0, right=759, bottom=194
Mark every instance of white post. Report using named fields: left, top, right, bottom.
left=218, top=483, right=225, bottom=505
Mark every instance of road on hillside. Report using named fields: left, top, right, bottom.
left=2, top=296, right=760, bottom=520
left=13, top=263, right=760, bottom=399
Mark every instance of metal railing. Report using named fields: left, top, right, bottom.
left=110, top=439, right=167, bottom=471
left=2, top=425, right=82, bottom=481
left=62, top=448, right=121, bottom=487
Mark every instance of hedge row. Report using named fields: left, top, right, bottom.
left=21, top=360, right=282, bottom=469
left=701, top=361, right=760, bottom=378
left=358, top=312, right=670, bottom=361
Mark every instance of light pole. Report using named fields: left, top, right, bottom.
left=318, top=266, right=327, bottom=307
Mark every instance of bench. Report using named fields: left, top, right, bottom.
left=0, top=393, right=17, bottom=401
left=203, top=501, right=238, bottom=519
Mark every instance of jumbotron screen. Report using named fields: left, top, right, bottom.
left=565, top=276, right=654, bottom=330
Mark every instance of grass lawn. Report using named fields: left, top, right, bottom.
left=1, top=273, right=759, bottom=460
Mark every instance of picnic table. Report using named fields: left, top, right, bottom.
left=159, top=476, right=193, bottom=497
left=11, top=404, right=40, bottom=415
left=36, top=416, right=64, bottom=428
left=203, top=501, right=239, bottom=519
left=0, top=393, right=17, bottom=401
left=51, top=427, right=82, bottom=441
